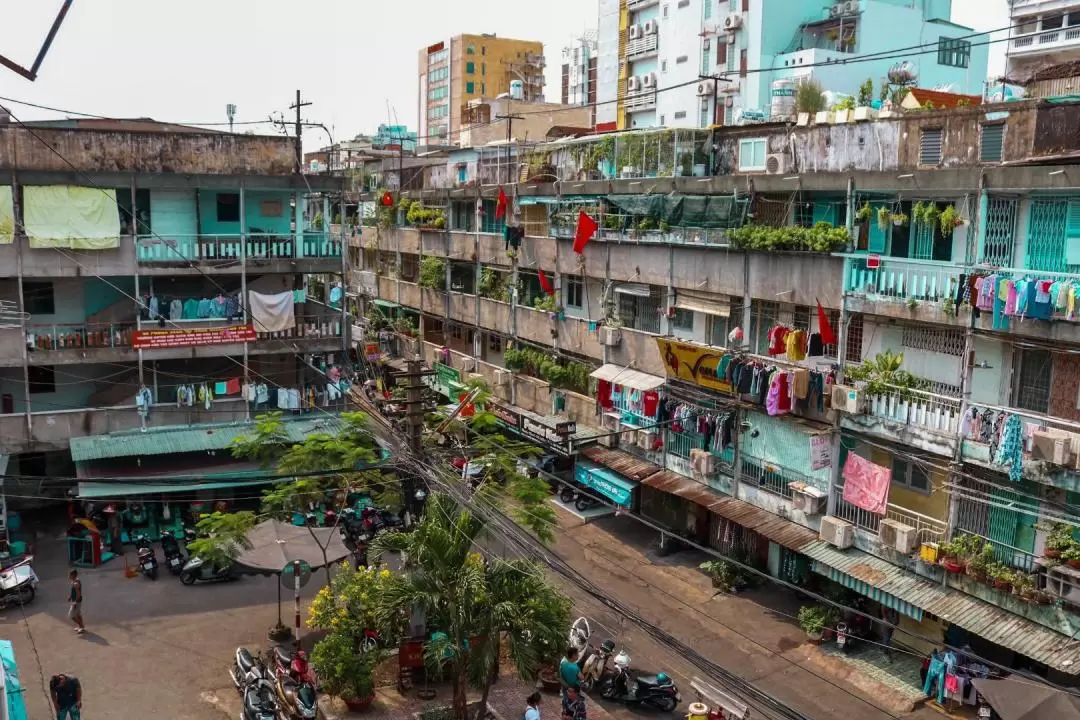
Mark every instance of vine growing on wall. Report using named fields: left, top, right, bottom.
left=419, top=256, right=446, bottom=290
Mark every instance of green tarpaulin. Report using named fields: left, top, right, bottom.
left=604, top=193, right=747, bottom=228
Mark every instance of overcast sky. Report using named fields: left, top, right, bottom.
left=1, top=0, right=1008, bottom=149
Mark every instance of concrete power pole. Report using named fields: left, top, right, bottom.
left=289, top=89, right=313, bottom=173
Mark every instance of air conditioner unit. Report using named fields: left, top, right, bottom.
left=1032, top=428, right=1074, bottom=465
left=723, top=14, right=743, bottom=31
left=599, top=433, right=619, bottom=448
left=601, top=411, right=621, bottom=432
left=1046, top=565, right=1080, bottom=607
left=830, top=384, right=863, bottom=414
left=599, top=326, right=622, bottom=346
left=690, top=448, right=716, bottom=475
left=819, top=516, right=855, bottom=549
left=844, top=0, right=859, bottom=12
left=697, top=79, right=715, bottom=96
left=629, top=24, right=641, bottom=39
left=619, top=424, right=638, bottom=446
left=830, top=4, right=843, bottom=17
left=643, top=72, right=656, bottom=88
left=628, top=76, right=641, bottom=92
left=719, top=80, right=740, bottom=94
left=643, top=19, right=657, bottom=35
left=462, top=357, right=476, bottom=372
left=878, top=518, right=917, bottom=554
left=790, top=485, right=826, bottom=515
left=494, top=369, right=511, bottom=387
left=764, top=152, right=791, bottom=175
left=638, top=430, right=658, bottom=451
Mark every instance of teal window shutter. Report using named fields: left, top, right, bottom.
left=1065, top=199, right=1080, bottom=267
left=812, top=202, right=837, bottom=226
left=868, top=212, right=887, bottom=253
left=466, top=62, right=475, bottom=74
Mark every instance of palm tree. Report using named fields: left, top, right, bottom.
left=371, top=493, right=571, bottom=720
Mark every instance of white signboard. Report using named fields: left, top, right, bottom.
left=810, top=434, right=832, bottom=472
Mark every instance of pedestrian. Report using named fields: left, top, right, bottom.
left=68, top=570, right=84, bottom=634
left=560, top=647, right=583, bottom=691
left=880, top=605, right=900, bottom=661
left=49, top=673, right=82, bottom=720
left=561, top=686, right=586, bottom=720
left=524, top=691, right=542, bottom=720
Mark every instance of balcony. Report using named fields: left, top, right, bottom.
left=19, top=322, right=137, bottom=367
left=626, top=34, right=658, bottom=60
left=625, top=89, right=657, bottom=112
left=1009, top=26, right=1080, bottom=56
left=256, top=315, right=344, bottom=343
left=830, top=484, right=950, bottom=543
left=842, top=255, right=965, bottom=323
left=960, top=403, right=1080, bottom=487
left=135, top=232, right=341, bottom=265
left=841, top=386, right=962, bottom=458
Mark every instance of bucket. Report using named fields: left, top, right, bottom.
left=688, top=702, right=709, bottom=720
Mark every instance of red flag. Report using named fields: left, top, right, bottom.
left=816, top=300, right=837, bottom=346
left=495, top=187, right=508, bottom=219
left=538, top=269, right=555, bottom=296
left=573, top=211, right=598, bottom=254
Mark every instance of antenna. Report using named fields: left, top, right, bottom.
left=226, top=104, right=237, bottom=133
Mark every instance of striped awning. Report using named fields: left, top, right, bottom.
left=812, top=562, right=924, bottom=621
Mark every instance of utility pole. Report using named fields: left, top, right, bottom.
left=289, top=89, right=313, bottom=173
left=495, top=111, right=524, bottom=185
left=394, top=356, right=434, bottom=522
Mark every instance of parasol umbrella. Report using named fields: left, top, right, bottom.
left=972, top=677, right=1080, bottom=720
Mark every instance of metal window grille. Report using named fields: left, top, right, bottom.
left=672, top=308, right=694, bottom=331
left=980, top=195, right=1016, bottom=266
left=708, top=312, right=731, bottom=347
left=749, top=300, right=778, bottom=354
left=844, top=312, right=863, bottom=363
left=618, top=291, right=662, bottom=333
left=1025, top=198, right=1068, bottom=272
left=1015, top=348, right=1052, bottom=414
left=792, top=304, right=811, bottom=331
left=901, top=326, right=965, bottom=356
left=920, top=128, right=943, bottom=165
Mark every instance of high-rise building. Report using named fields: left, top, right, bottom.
left=561, top=31, right=599, bottom=111
left=596, top=0, right=988, bottom=131
left=418, top=34, right=545, bottom=145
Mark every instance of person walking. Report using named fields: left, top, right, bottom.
left=68, top=570, right=84, bottom=634
left=49, top=673, right=82, bottom=720
left=561, top=686, right=587, bottom=720
left=524, top=691, right=542, bottom=720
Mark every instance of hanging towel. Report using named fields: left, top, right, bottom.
left=214, top=381, right=228, bottom=395
left=225, top=378, right=241, bottom=395
left=841, top=453, right=891, bottom=515
left=248, top=290, right=296, bottom=333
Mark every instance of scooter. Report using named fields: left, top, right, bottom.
left=0, top=556, right=38, bottom=607
left=179, top=556, right=235, bottom=585
left=356, top=506, right=403, bottom=541
left=242, top=677, right=280, bottom=720
left=270, top=646, right=318, bottom=688
left=160, top=531, right=185, bottom=576
left=134, top=534, right=158, bottom=581
left=229, top=647, right=266, bottom=692
left=271, top=646, right=318, bottom=719
left=568, top=617, right=615, bottom=692
left=598, top=651, right=681, bottom=712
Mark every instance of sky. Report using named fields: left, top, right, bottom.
left=0, top=0, right=1008, bottom=150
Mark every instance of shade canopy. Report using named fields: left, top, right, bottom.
left=233, top=519, right=352, bottom=575
left=972, top=677, right=1080, bottom=720
left=589, top=363, right=666, bottom=392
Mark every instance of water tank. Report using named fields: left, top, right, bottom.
left=770, top=79, right=796, bottom=120
left=509, top=80, right=524, bottom=100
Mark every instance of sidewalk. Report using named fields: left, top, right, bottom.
left=547, top=509, right=938, bottom=720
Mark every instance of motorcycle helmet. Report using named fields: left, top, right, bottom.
left=613, top=651, right=631, bottom=669
left=656, top=672, right=670, bottom=685
left=600, top=639, right=616, bottom=654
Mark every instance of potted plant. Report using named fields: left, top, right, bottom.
left=877, top=206, right=891, bottom=231
left=988, top=563, right=1015, bottom=593
left=939, top=205, right=964, bottom=234
left=700, top=560, right=736, bottom=591
left=1064, top=546, right=1080, bottom=570
left=966, top=542, right=995, bottom=582
left=891, top=211, right=908, bottom=227
left=1014, top=573, right=1037, bottom=602
left=856, top=201, right=872, bottom=224
left=1043, top=522, right=1074, bottom=559
left=310, top=631, right=379, bottom=711
left=797, top=605, right=829, bottom=642
left=938, top=538, right=967, bottom=573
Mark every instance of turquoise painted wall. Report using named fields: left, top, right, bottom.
left=739, top=410, right=832, bottom=489
left=150, top=189, right=198, bottom=238
left=196, top=190, right=293, bottom=236
left=84, top=277, right=135, bottom=318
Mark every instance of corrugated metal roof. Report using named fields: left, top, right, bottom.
left=804, top=541, right=1080, bottom=673
left=580, top=446, right=662, bottom=482
left=69, top=418, right=343, bottom=462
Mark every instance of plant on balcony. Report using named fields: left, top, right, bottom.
left=797, top=605, right=832, bottom=641
left=602, top=214, right=623, bottom=231
left=833, top=96, right=856, bottom=112
left=636, top=217, right=658, bottom=232
left=845, top=351, right=929, bottom=399
left=1013, top=572, right=1038, bottom=602
left=419, top=257, right=446, bottom=290
left=858, top=78, right=874, bottom=108
left=855, top=201, right=872, bottom=223
left=795, top=78, right=827, bottom=115
left=392, top=316, right=417, bottom=337
left=726, top=224, right=850, bottom=253
left=965, top=542, right=996, bottom=582
left=988, top=563, right=1017, bottom=593
left=659, top=220, right=671, bottom=233
left=533, top=294, right=558, bottom=312
left=890, top=211, right=908, bottom=227
left=478, top=268, right=511, bottom=302
left=405, top=200, right=446, bottom=229
left=877, top=206, right=892, bottom=231
left=1041, top=521, right=1076, bottom=558
left=312, top=212, right=324, bottom=231
left=1064, top=545, right=1080, bottom=569
left=939, top=205, right=965, bottom=234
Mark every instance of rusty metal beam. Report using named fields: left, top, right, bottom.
left=0, top=0, right=75, bottom=81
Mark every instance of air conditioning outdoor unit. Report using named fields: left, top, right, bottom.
left=878, top=518, right=917, bottom=554
left=643, top=19, right=657, bottom=34
left=719, top=80, right=740, bottom=93
left=723, top=14, right=743, bottom=30
left=638, top=430, right=658, bottom=451
left=690, top=448, right=716, bottom=475
left=494, top=369, right=511, bottom=387
left=620, top=424, right=639, bottom=447
left=599, top=326, right=622, bottom=346
left=1032, top=428, right=1074, bottom=465
left=844, top=0, right=859, bottom=13
left=601, top=411, right=622, bottom=432
left=830, top=384, right=863, bottom=414
left=629, top=24, right=641, bottom=39
left=643, top=72, right=656, bottom=88
left=764, top=152, right=791, bottom=175
left=599, top=433, right=619, bottom=448
left=790, top=484, right=826, bottom=515
left=1045, top=565, right=1080, bottom=607
left=820, top=516, right=855, bottom=549
left=697, top=79, right=715, bottom=96
left=462, top=358, right=476, bottom=372
left=628, top=76, right=641, bottom=92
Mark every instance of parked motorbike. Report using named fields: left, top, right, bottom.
left=271, top=645, right=318, bottom=687
left=242, top=677, right=280, bottom=720
left=179, top=556, right=235, bottom=585
left=568, top=617, right=616, bottom=692
left=160, top=531, right=185, bottom=576
left=229, top=647, right=266, bottom=692
left=0, top=556, right=38, bottom=607
left=598, top=651, right=680, bottom=712
left=356, top=506, right=403, bottom=542
left=359, top=628, right=381, bottom=653
left=836, top=601, right=873, bottom=653
left=134, top=534, right=158, bottom=581
left=271, top=646, right=318, bottom=719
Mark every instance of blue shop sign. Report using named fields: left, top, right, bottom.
left=575, top=465, right=636, bottom=507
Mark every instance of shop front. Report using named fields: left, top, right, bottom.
left=575, top=460, right=639, bottom=510
left=487, top=400, right=598, bottom=458
left=590, top=364, right=666, bottom=452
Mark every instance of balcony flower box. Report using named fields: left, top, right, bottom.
left=941, top=559, right=965, bottom=574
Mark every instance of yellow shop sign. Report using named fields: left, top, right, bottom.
left=655, top=338, right=733, bottom=394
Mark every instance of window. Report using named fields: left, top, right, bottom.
left=980, top=123, right=1004, bottom=163
left=702, top=49, right=711, bottom=75
left=661, top=60, right=667, bottom=72
left=674, top=111, right=687, bottom=119
left=466, top=81, right=475, bottom=94
left=937, top=37, right=971, bottom=68
left=845, top=312, right=863, bottom=363
left=792, top=304, right=811, bottom=330
left=822, top=309, right=840, bottom=357
left=663, top=4, right=669, bottom=16
left=401, top=255, right=419, bottom=282
left=260, top=199, right=282, bottom=217
left=676, top=55, right=688, bottom=64
left=22, top=281, right=54, bottom=315
left=27, top=365, right=55, bottom=394
left=466, top=62, right=475, bottom=74
left=1016, top=347, right=1052, bottom=414
left=482, top=46, right=487, bottom=55
left=659, top=114, right=666, bottom=125
left=920, top=128, right=943, bottom=165
left=428, top=67, right=449, bottom=83
left=739, top=49, right=748, bottom=77
left=749, top=300, right=778, bottom=354
left=1042, top=14, right=1063, bottom=30
left=481, top=63, right=486, bottom=75
left=617, top=289, right=662, bottom=333
left=737, top=137, right=766, bottom=171
left=678, top=0, right=689, bottom=6
left=488, top=333, right=502, bottom=352
left=565, top=275, right=584, bottom=308
left=216, top=193, right=240, bottom=222
left=892, top=457, right=931, bottom=493
left=481, top=82, right=486, bottom=95
left=466, top=45, right=475, bottom=54
left=672, top=308, right=695, bottom=331
left=717, top=43, right=727, bottom=66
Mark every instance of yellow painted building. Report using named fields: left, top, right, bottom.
left=418, top=34, right=545, bottom=146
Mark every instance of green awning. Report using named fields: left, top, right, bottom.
left=605, top=193, right=747, bottom=228
left=812, top=562, right=924, bottom=621
left=77, top=477, right=274, bottom=499
left=69, top=417, right=342, bottom=462
left=373, top=299, right=400, bottom=308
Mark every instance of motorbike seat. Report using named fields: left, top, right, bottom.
left=273, top=646, right=294, bottom=667
left=636, top=674, right=671, bottom=688
left=237, top=648, right=256, bottom=674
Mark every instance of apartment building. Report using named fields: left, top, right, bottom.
left=596, top=0, right=987, bottom=131
left=1006, top=0, right=1080, bottom=96
left=0, top=121, right=347, bottom=499
left=353, top=99, right=1080, bottom=684
left=561, top=31, right=599, bottom=111
left=418, top=34, right=546, bottom=145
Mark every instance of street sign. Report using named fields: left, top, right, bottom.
left=281, top=559, right=312, bottom=589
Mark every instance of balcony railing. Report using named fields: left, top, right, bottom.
left=25, top=322, right=136, bottom=350
left=1010, top=26, right=1080, bottom=53
left=550, top=224, right=730, bottom=245
left=627, top=0, right=659, bottom=8
left=831, top=484, right=949, bottom=540
left=627, top=34, right=658, bottom=59
left=256, top=315, right=344, bottom=341
left=865, top=386, right=962, bottom=437
left=135, top=233, right=341, bottom=264
left=843, top=255, right=963, bottom=303
left=741, top=458, right=804, bottom=499
left=625, top=90, right=657, bottom=111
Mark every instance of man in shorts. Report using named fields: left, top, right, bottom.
left=68, top=570, right=84, bottom=634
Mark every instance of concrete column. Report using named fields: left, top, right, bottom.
left=240, top=185, right=250, bottom=420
